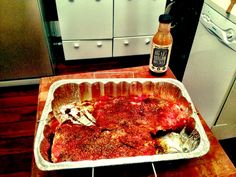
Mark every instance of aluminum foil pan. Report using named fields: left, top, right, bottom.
left=34, top=78, right=210, bottom=171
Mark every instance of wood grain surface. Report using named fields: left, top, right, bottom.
left=31, top=66, right=236, bottom=177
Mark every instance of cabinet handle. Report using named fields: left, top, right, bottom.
left=124, top=40, right=129, bottom=46
left=145, top=38, right=151, bottom=45
left=97, top=41, right=103, bottom=47
left=74, top=43, right=80, bottom=48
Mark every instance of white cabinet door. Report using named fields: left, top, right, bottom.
left=114, top=0, right=167, bottom=37
left=56, top=0, right=113, bottom=40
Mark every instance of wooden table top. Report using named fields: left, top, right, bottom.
left=31, top=66, right=236, bottom=177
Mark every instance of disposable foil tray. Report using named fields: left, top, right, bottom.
left=34, top=78, right=210, bottom=171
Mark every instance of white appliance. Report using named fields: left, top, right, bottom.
left=0, top=0, right=54, bottom=87
left=182, top=0, right=236, bottom=140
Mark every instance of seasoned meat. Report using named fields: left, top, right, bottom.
left=41, top=95, right=196, bottom=162
left=51, top=122, right=156, bottom=162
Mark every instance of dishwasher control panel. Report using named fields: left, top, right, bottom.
left=200, top=3, right=236, bottom=51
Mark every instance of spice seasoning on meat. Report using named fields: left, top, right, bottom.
left=41, top=95, right=197, bottom=163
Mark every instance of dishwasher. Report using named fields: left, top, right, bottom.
left=182, top=0, right=236, bottom=140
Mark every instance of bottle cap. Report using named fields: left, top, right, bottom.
left=159, top=14, right=172, bottom=24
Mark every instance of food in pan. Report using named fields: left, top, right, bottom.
left=40, top=82, right=200, bottom=163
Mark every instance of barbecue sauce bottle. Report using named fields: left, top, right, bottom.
left=149, top=14, right=173, bottom=74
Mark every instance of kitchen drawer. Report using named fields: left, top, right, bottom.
left=56, top=0, right=113, bottom=40
left=62, top=40, right=112, bottom=60
left=114, top=0, right=166, bottom=37
left=113, top=36, right=152, bottom=57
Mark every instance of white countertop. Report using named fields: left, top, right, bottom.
left=205, top=0, right=236, bottom=24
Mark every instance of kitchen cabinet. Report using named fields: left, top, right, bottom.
left=56, top=0, right=113, bottom=60
left=56, top=0, right=113, bottom=40
left=55, top=0, right=167, bottom=60
left=113, top=36, right=153, bottom=56
left=62, top=40, right=113, bottom=60
left=113, top=0, right=166, bottom=57
left=114, top=0, right=166, bottom=37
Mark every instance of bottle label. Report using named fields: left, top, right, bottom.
left=149, top=44, right=172, bottom=73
